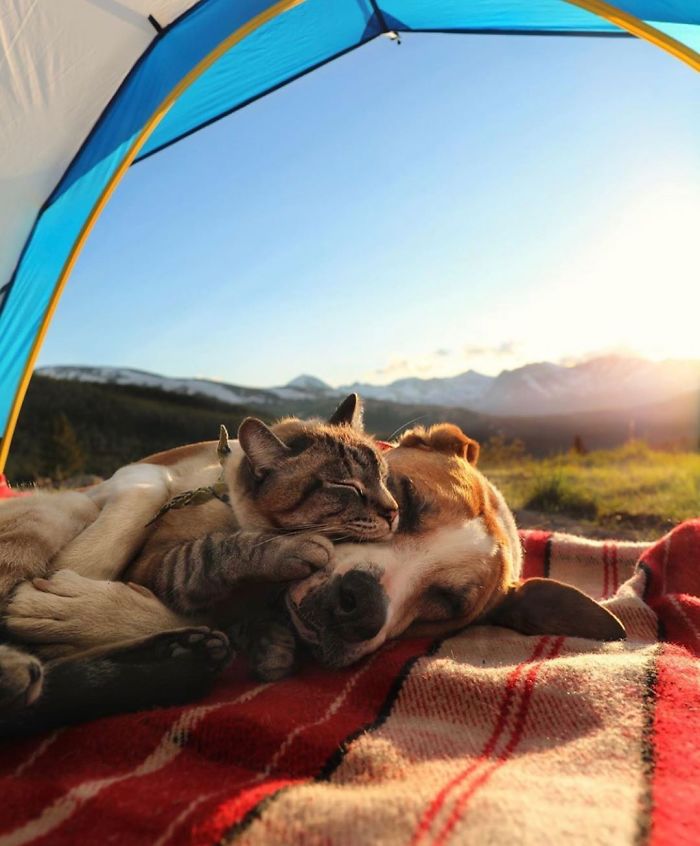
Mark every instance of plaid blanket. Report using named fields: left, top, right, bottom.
left=0, top=474, right=27, bottom=500
left=2, top=521, right=699, bottom=846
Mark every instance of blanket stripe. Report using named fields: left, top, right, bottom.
left=411, top=636, right=552, bottom=846
left=184, top=638, right=433, bottom=846
left=220, top=636, right=440, bottom=846
left=635, top=651, right=659, bottom=846
left=2, top=521, right=700, bottom=845
left=650, top=645, right=700, bottom=846
left=520, top=531, right=551, bottom=579
left=427, top=637, right=566, bottom=846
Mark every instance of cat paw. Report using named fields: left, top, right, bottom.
left=0, top=645, right=43, bottom=711
left=262, top=534, right=333, bottom=582
left=147, top=627, right=232, bottom=671
left=248, top=622, right=297, bottom=681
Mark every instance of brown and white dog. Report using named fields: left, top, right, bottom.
left=3, top=422, right=625, bottom=677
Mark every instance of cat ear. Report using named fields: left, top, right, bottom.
left=237, top=418, right=291, bottom=475
left=486, top=578, right=626, bottom=641
left=328, top=393, right=364, bottom=430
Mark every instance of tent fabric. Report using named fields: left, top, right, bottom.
left=1, top=0, right=699, bottom=471
left=0, top=0, right=199, bottom=306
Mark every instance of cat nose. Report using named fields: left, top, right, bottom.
left=331, top=570, right=387, bottom=642
left=378, top=492, right=399, bottom=528
left=386, top=507, right=399, bottom=531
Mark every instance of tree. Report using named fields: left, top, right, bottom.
left=571, top=434, right=588, bottom=455
left=50, top=413, right=84, bottom=480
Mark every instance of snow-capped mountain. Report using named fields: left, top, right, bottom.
left=38, top=355, right=700, bottom=418
left=341, top=370, right=492, bottom=408
left=343, top=356, right=700, bottom=416
left=36, top=366, right=319, bottom=407
left=476, top=357, right=700, bottom=416
left=270, top=374, right=337, bottom=401
left=286, top=374, right=332, bottom=392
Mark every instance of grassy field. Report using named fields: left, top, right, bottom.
left=481, top=440, right=700, bottom=539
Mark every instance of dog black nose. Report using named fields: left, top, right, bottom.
left=331, top=570, right=387, bottom=643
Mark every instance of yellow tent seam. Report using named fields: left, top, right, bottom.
left=564, top=0, right=700, bottom=72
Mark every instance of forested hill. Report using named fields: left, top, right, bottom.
left=5, top=375, right=263, bottom=482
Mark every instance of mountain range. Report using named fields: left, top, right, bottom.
left=39, top=355, right=700, bottom=418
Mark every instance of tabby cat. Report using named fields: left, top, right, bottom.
left=126, top=394, right=398, bottom=617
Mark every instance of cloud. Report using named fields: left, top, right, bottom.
left=372, top=357, right=411, bottom=378
left=462, top=340, right=520, bottom=358
left=367, top=340, right=525, bottom=384
left=557, top=344, right=641, bottom=367
left=369, top=351, right=445, bottom=382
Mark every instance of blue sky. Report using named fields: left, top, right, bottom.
left=38, top=32, right=700, bottom=388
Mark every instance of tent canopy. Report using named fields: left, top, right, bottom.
left=1, top=0, right=698, bottom=472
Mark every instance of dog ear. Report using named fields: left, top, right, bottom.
left=237, top=418, right=291, bottom=475
left=486, top=578, right=626, bottom=641
left=328, top=393, right=364, bottom=430
left=402, top=424, right=480, bottom=465
left=426, top=425, right=479, bottom=465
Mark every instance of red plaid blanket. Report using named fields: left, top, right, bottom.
left=0, top=475, right=27, bottom=500
left=2, top=521, right=700, bottom=846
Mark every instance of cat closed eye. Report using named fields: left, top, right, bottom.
left=329, top=481, right=366, bottom=500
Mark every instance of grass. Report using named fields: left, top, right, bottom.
left=523, top=471, right=599, bottom=520
left=481, top=440, right=700, bottom=536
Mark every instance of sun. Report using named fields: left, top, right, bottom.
left=517, top=178, right=700, bottom=365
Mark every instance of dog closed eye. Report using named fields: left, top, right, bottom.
left=418, top=585, right=467, bottom=622
left=390, top=475, right=430, bottom=534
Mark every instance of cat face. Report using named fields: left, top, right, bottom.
left=231, top=395, right=399, bottom=541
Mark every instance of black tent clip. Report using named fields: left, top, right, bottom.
left=148, top=14, right=164, bottom=34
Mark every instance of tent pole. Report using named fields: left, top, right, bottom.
left=564, top=0, right=700, bottom=72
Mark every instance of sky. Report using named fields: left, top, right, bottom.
left=38, top=31, right=700, bottom=389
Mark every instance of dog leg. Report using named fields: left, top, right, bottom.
left=54, top=463, right=173, bottom=581
left=0, top=628, right=232, bottom=738
left=0, top=492, right=99, bottom=602
left=5, top=569, right=190, bottom=658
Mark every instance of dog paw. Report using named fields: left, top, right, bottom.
left=148, top=627, right=232, bottom=671
left=5, top=570, right=91, bottom=655
left=6, top=570, right=183, bottom=657
left=248, top=621, right=297, bottom=681
left=0, top=645, right=43, bottom=711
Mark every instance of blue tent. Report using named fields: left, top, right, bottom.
left=0, top=0, right=698, bottom=472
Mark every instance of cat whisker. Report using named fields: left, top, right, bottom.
left=326, top=535, right=354, bottom=546
left=249, top=525, right=349, bottom=549
left=387, top=415, right=429, bottom=442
